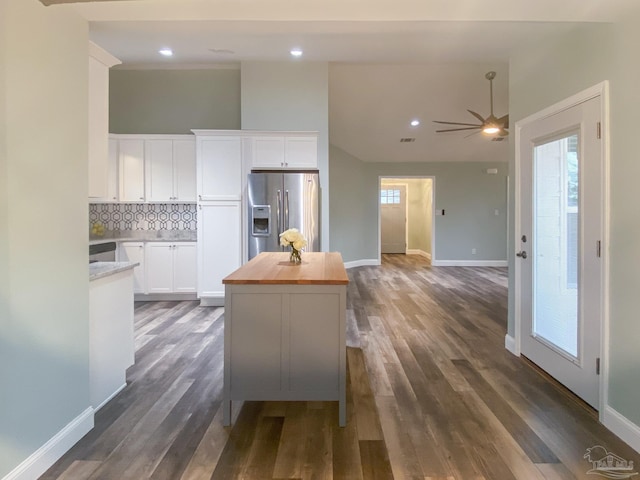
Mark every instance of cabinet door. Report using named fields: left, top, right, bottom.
left=174, top=139, right=197, bottom=202
left=173, top=243, right=197, bottom=293
left=252, top=136, right=285, bottom=169
left=106, top=138, right=119, bottom=202
left=285, top=136, right=318, bottom=169
left=145, top=243, right=174, bottom=293
left=119, top=139, right=145, bottom=202
left=145, top=139, right=174, bottom=202
left=198, top=202, right=242, bottom=299
left=118, top=242, right=145, bottom=293
left=198, top=137, right=242, bottom=201
left=288, top=293, right=341, bottom=392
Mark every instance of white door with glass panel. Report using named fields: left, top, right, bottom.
left=517, top=96, right=602, bottom=409
left=381, top=185, right=407, bottom=254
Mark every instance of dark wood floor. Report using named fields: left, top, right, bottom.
left=41, top=254, right=639, bottom=479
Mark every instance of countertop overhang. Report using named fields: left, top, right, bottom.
left=90, top=261, right=139, bottom=281
left=223, top=252, right=349, bottom=285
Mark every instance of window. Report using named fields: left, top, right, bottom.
left=380, top=189, right=400, bottom=205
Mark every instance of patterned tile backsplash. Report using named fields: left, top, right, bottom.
left=90, top=203, right=197, bottom=231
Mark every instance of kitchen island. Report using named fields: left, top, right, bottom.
left=222, top=252, right=349, bottom=426
left=89, top=261, right=138, bottom=410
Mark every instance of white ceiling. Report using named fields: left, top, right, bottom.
left=66, top=0, right=635, bottom=163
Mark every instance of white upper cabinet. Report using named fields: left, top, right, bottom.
left=250, top=132, right=318, bottom=170
left=251, top=136, right=285, bottom=168
left=88, top=42, right=120, bottom=199
left=173, top=139, right=197, bottom=202
left=196, top=134, right=242, bottom=201
left=145, top=137, right=196, bottom=202
left=118, top=138, right=145, bottom=202
left=285, top=136, right=318, bottom=169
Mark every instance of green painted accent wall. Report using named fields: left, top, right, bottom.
left=109, top=68, right=241, bottom=134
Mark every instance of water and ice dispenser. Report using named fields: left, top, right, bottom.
left=251, top=205, right=271, bottom=237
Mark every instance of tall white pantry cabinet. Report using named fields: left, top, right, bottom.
left=194, top=131, right=247, bottom=306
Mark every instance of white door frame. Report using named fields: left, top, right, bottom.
left=513, top=81, right=610, bottom=420
left=380, top=181, right=409, bottom=254
left=377, top=176, right=436, bottom=264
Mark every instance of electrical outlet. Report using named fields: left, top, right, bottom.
left=472, top=248, right=477, bottom=255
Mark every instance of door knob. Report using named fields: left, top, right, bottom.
left=516, top=251, right=527, bottom=259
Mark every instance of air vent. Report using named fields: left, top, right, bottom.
left=491, top=137, right=506, bottom=142
left=400, top=138, right=416, bottom=143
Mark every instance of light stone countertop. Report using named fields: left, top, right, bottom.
left=90, top=262, right=140, bottom=281
left=89, top=230, right=196, bottom=245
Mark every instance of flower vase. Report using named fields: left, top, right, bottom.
left=289, top=247, right=302, bottom=264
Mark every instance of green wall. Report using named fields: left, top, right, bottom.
left=109, top=68, right=241, bottom=134
left=330, top=146, right=508, bottom=263
left=509, top=19, right=640, bottom=430
left=1, top=1, right=90, bottom=476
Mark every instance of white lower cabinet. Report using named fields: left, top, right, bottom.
left=118, top=242, right=145, bottom=293
left=198, top=202, right=241, bottom=304
left=146, top=242, right=197, bottom=294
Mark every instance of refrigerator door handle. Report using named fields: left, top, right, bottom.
left=276, top=189, right=282, bottom=237
left=285, top=190, right=290, bottom=230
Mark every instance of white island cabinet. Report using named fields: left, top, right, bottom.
left=89, top=262, right=137, bottom=410
left=222, top=252, right=349, bottom=426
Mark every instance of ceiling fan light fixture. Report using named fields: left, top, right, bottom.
left=482, top=125, right=500, bottom=135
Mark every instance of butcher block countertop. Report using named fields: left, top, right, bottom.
left=223, top=252, right=349, bottom=285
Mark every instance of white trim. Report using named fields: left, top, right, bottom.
left=406, top=249, right=431, bottom=260
left=513, top=81, right=609, bottom=421
left=432, top=260, right=508, bottom=267
left=3, top=408, right=94, bottom=480
left=89, top=41, right=121, bottom=68
left=603, top=406, right=640, bottom=454
left=505, top=334, right=518, bottom=356
left=199, top=297, right=224, bottom=307
left=344, top=259, right=380, bottom=269
left=378, top=176, right=436, bottom=265
left=93, top=383, right=127, bottom=412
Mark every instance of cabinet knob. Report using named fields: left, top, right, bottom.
left=139, top=197, right=144, bottom=200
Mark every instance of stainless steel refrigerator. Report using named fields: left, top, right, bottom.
left=248, top=172, right=319, bottom=260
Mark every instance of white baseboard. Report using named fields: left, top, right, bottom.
left=344, top=259, right=380, bottom=269
left=504, top=334, right=518, bottom=356
left=94, top=383, right=127, bottom=412
left=432, top=260, right=508, bottom=267
left=199, top=297, right=224, bottom=307
left=3, top=407, right=94, bottom=480
left=603, top=405, right=640, bottom=454
left=406, top=249, right=432, bottom=260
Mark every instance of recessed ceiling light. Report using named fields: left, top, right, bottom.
left=159, top=48, right=173, bottom=57
left=410, top=119, right=420, bottom=127
left=290, top=48, right=303, bottom=57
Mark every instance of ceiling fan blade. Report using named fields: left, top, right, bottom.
left=436, top=127, right=482, bottom=133
left=467, top=110, right=486, bottom=123
left=465, top=130, right=482, bottom=139
left=497, top=114, right=509, bottom=129
left=433, top=120, right=483, bottom=127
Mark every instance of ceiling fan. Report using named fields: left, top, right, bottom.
left=433, top=71, right=509, bottom=137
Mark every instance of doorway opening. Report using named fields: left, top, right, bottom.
left=378, top=177, right=435, bottom=264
